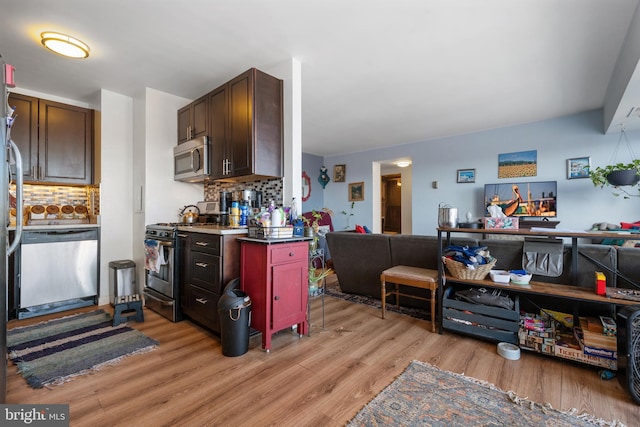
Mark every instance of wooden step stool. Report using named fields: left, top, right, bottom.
left=113, top=294, right=144, bottom=326
left=380, top=266, right=438, bottom=332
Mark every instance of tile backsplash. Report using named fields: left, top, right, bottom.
left=204, top=178, right=283, bottom=207
left=10, top=183, right=100, bottom=214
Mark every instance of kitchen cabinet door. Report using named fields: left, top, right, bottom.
left=7, top=93, right=39, bottom=182
left=226, top=69, right=283, bottom=179
left=38, top=99, right=93, bottom=184
left=208, top=85, right=227, bottom=179
left=271, top=262, right=307, bottom=332
left=177, top=94, right=208, bottom=144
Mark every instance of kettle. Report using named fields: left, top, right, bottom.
left=180, top=205, right=200, bottom=224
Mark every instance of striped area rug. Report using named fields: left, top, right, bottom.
left=7, top=309, right=158, bottom=388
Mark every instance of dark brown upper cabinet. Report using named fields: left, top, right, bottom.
left=179, top=68, right=283, bottom=181
left=8, top=94, right=94, bottom=185
left=209, top=68, right=283, bottom=181
left=177, top=94, right=208, bottom=144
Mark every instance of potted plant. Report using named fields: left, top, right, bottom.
left=302, top=210, right=323, bottom=251
left=308, top=267, right=335, bottom=295
left=341, top=201, right=355, bottom=230
left=589, top=159, right=640, bottom=198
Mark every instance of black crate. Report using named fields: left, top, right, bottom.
left=443, top=285, right=520, bottom=344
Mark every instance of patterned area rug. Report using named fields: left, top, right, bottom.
left=348, top=360, right=624, bottom=427
left=7, top=309, right=158, bottom=388
left=324, top=279, right=432, bottom=321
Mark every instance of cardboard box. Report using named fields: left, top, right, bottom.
left=600, top=316, right=617, bottom=336
left=579, top=317, right=617, bottom=350
left=541, top=309, right=573, bottom=329
left=483, top=217, right=519, bottom=230
left=554, top=333, right=617, bottom=370
left=574, top=327, right=617, bottom=360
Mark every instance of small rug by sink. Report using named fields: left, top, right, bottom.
left=7, top=309, right=158, bottom=388
left=348, top=360, right=624, bottom=427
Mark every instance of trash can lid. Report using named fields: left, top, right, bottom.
left=218, top=289, right=251, bottom=311
left=109, top=260, right=136, bottom=269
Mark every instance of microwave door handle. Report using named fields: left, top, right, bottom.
left=191, top=149, right=201, bottom=172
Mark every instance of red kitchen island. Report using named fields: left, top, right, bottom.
left=239, top=236, right=310, bottom=352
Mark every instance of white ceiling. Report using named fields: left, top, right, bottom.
left=2, top=0, right=640, bottom=157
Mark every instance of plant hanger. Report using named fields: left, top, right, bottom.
left=608, top=125, right=637, bottom=166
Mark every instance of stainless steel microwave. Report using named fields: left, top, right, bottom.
left=174, top=136, right=210, bottom=182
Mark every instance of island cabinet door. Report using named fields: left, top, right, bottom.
left=271, top=262, right=307, bottom=331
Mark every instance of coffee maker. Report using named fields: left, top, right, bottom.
left=219, top=191, right=232, bottom=213
left=241, top=189, right=262, bottom=209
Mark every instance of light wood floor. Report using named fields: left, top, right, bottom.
left=6, top=295, right=640, bottom=426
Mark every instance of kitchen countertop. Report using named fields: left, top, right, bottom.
left=177, top=225, right=249, bottom=235
left=238, top=236, right=313, bottom=244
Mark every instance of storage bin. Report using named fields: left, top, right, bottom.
left=442, top=286, right=520, bottom=344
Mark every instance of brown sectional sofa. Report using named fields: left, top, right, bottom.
left=326, top=231, right=640, bottom=309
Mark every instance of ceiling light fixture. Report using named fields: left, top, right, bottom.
left=41, top=32, right=90, bottom=58
left=396, top=161, right=411, bottom=168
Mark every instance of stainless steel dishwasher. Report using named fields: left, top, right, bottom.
left=18, top=228, right=99, bottom=319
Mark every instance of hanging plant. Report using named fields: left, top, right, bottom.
left=589, top=159, right=640, bottom=198
left=589, top=127, right=640, bottom=198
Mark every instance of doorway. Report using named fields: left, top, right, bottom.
left=382, top=174, right=402, bottom=233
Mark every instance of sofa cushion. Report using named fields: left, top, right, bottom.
left=326, top=232, right=392, bottom=296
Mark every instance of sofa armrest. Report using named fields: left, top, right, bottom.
left=326, top=232, right=392, bottom=297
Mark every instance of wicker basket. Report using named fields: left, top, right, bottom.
left=442, top=257, right=497, bottom=280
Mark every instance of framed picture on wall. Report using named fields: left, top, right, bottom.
left=334, top=164, right=346, bottom=182
left=457, top=168, right=476, bottom=183
left=348, top=182, right=364, bottom=201
left=567, top=156, right=591, bottom=179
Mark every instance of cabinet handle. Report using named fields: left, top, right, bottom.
left=274, top=296, right=280, bottom=300
left=177, top=233, right=188, bottom=238
left=195, top=241, right=209, bottom=247
left=196, top=297, right=208, bottom=304
left=289, top=252, right=295, bottom=256
left=195, top=262, right=208, bottom=268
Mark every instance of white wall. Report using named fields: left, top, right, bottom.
left=323, top=109, right=640, bottom=234
left=263, top=59, right=301, bottom=208
left=96, top=89, right=134, bottom=305
left=142, top=88, right=203, bottom=224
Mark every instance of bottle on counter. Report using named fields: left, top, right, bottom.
left=271, top=207, right=282, bottom=227
left=289, top=197, right=298, bottom=225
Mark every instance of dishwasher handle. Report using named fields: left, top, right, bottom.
left=22, top=229, right=99, bottom=243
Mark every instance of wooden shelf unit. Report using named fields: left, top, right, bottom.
left=436, top=227, right=640, bottom=335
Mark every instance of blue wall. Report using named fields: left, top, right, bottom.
left=305, top=109, right=640, bottom=234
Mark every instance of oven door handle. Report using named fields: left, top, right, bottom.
left=145, top=239, right=173, bottom=247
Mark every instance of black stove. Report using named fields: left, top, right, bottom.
left=144, top=223, right=181, bottom=322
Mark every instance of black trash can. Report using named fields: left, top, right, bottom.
left=218, top=279, right=252, bottom=357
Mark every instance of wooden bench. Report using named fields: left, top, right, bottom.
left=380, top=266, right=438, bottom=332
